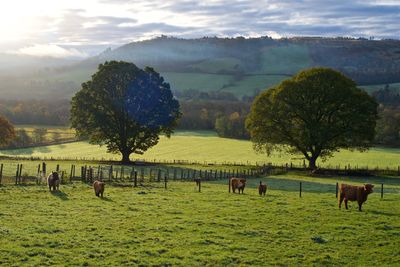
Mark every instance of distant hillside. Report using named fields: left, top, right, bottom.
left=1, top=36, right=400, bottom=99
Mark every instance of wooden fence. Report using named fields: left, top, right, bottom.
left=0, top=162, right=266, bottom=186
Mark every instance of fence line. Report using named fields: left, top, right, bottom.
left=0, top=161, right=267, bottom=186
left=2, top=156, right=400, bottom=176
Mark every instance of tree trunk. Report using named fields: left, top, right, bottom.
left=308, top=157, right=317, bottom=170
left=121, top=150, right=131, bottom=163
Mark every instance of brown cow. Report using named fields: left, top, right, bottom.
left=339, top=183, right=374, bottom=211
left=231, top=177, right=246, bottom=194
left=47, top=172, right=60, bottom=192
left=258, top=181, right=267, bottom=196
left=93, top=180, right=105, bottom=197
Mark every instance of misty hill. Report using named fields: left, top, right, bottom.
left=1, top=36, right=400, bottom=99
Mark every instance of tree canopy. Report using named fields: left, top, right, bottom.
left=246, top=67, right=378, bottom=169
left=0, top=115, right=16, bottom=147
left=70, top=61, right=181, bottom=163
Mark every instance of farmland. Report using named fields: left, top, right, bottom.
left=1, top=175, right=399, bottom=266
left=1, top=131, right=400, bottom=169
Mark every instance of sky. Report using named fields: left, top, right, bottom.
left=1, top=0, right=399, bottom=58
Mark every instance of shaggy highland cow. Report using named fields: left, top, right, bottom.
left=258, top=181, right=267, bottom=196
left=93, top=180, right=105, bottom=197
left=231, top=177, right=246, bottom=194
left=339, top=183, right=374, bottom=211
left=47, top=172, right=60, bottom=192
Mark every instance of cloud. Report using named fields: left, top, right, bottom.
left=12, top=44, right=88, bottom=58
left=99, top=0, right=400, bottom=39
left=2, top=0, right=400, bottom=57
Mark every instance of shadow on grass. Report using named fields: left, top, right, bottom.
left=369, top=210, right=398, bottom=217
left=100, top=196, right=113, bottom=202
left=51, top=190, right=69, bottom=200
left=209, top=177, right=400, bottom=194
left=0, top=145, right=52, bottom=155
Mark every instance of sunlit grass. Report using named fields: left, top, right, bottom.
left=1, top=133, right=400, bottom=169
left=0, top=177, right=399, bottom=266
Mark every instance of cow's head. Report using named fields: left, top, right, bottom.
left=52, top=171, right=59, bottom=180
left=364, top=184, right=374, bottom=193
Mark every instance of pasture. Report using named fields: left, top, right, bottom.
left=0, top=174, right=399, bottom=266
left=1, top=131, right=400, bottom=169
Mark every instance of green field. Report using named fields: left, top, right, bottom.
left=360, top=83, right=400, bottom=93
left=1, top=132, right=400, bottom=169
left=15, top=125, right=76, bottom=143
left=1, top=174, right=399, bottom=266
left=258, top=44, right=312, bottom=74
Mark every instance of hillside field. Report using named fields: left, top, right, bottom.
left=0, top=174, right=399, bottom=266
left=1, top=131, right=400, bottom=169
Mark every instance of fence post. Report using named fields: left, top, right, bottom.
left=15, top=164, right=19, bottom=185
left=228, top=177, right=231, bottom=193
left=70, top=165, right=74, bottom=182
left=0, top=163, right=3, bottom=185
left=164, top=175, right=167, bottom=189
left=42, top=162, right=46, bottom=177
left=335, top=182, right=339, bottom=198
left=381, top=183, right=383, bottom=199
left=299, top=182, right=302, bottom=198
left=81, top=166, right=84, bottom=181
left=198, top=179, right=201, bottom=192
left=19, top=164, right=23, bottom=183
left=134, top=171, right=137, bottom=187
left=56, top=164, right=60, bottom=172
left=158, top=169, right=161, bottom=182
left=36, top=164, right=41, bottom=184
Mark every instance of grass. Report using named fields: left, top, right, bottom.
left=360, top=83, right=400, bottom=93
left=15, top=125, right=76, bottom=143
left=189, top=57, right=242, bottom=73
left=1, top=132, right=400, bottom=169
left=221, top=74, right=288, bottom=96
left=258, top=44, right=312, bottom=74
left=0, top=174, right=399, bottom=266
left=162, top=72, right=233, bottom=92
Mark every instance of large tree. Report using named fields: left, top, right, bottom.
left=246, top=67, right=378, bottom=169
left=71, top=61, right=181, bottom=163
left=0, top=115, right=16, bottom=147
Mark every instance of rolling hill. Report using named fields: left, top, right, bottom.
left=1, top=36, right=400, bottom=99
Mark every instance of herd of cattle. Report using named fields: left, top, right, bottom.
left=46, top=172, right=375, bottom=211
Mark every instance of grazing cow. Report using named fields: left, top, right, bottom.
left=339, top=183, right=374, bottom=211
left=258, top=181, right=267, bottom=196
left=47, top=172, right=60, bottom=192
left=231, top=177, right=246, bottom=194
left=93, top=180, right=105, bottom=197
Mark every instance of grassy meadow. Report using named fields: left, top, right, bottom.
left=0, top=175, right=399, bottom=266
left=1, top=131, right=400, bottom=169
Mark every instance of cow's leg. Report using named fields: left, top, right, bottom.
left=358, top=202, right=363, bottom=212
left=339, top=193, right=344, bottom=209
left=344, top=199, right=348, bottom=210
left=49, top=183, right=52, bottom=191
left=101, top=191, right=103, bottom=198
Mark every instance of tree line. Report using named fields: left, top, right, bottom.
left=0, top=83, right=399, bottom=147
